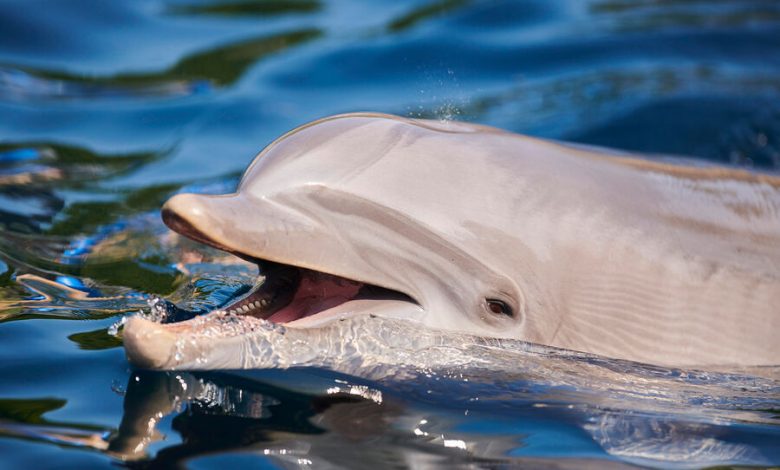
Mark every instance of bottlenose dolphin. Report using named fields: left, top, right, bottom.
left=123, top=112, right=780, bottom=369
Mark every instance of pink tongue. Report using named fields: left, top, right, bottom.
left=266, top=274, right=363, bottom=323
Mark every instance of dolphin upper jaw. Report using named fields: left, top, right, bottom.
left=162, top=191, right=424, bottom=298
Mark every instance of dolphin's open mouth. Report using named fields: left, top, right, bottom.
left=197, top=261, right=409, bottom=326
left=123, top=256, right=418, bottom=369
left=122, top=192, right=423, bottom=369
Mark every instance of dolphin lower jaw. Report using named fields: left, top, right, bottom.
left=121, top=243, right=423, bottom=370
left=122, top=316, right=178, bottom=369
left=122, top=260, right=421, bottom=369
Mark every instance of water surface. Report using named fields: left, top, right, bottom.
left=1, top=0, right=780, bottom=468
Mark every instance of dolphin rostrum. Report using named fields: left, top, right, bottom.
left=123, top=113, right=780, bottom=370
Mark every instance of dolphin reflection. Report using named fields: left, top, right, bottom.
left=3, top=369, right=768, bottom=468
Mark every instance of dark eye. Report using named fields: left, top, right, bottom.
left=486, top=299, right=513, bottom=317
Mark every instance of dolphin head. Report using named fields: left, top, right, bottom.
left=124, top=113, right=549, bottom=369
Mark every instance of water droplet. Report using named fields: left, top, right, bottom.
left=110, top=379, right=126, bottom=396
left=107, top=316, right=127, bottom=336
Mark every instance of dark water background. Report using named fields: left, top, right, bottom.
left=1, top=1, right=780, bottom=468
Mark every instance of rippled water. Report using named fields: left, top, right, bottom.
left=1, top=1, right=780, bottom=468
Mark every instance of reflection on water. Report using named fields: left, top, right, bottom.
left=0, top=367, right=777, bottom=468
left=1, top=0, right=780, bottom=467
left=0, top=274, right=146, bottom=323
left=0, top=397, right=110, bottom=451
left=0, top=141, right=166, bottom=234
left=170, top=0, right=323, bottom=17
left=388, top=0, right=470, bottom=32
left=591, top=0, right=780, bottom=31
left=1, top=28, right=322, bottom=100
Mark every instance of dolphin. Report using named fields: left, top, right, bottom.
left=123, top=112, right=780, bottom=370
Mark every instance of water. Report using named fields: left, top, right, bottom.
left=1, top=0, right=779, bottom=468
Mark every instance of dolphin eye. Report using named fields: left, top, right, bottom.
left=486, top=298, right=513, bottom=317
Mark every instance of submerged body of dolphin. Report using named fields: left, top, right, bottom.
left=123, top=113, right=780, bottom=369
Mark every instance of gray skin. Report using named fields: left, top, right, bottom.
left=123, top=113, right=780, bottom=369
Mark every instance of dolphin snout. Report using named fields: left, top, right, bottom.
left=123, top=316, right=178, bottom=369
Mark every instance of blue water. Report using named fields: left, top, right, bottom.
left=1, top=1, right=780, bottom=468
